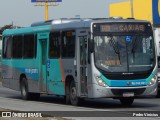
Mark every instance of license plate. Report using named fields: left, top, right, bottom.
left=123, top=92, right=134, bottom=97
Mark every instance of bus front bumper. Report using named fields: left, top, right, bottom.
left=88, top=83, right=158, bottom=98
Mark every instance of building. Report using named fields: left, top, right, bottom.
left=109, top=0, right=160, bottom=26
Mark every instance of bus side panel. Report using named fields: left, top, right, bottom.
left=27, top=79, right=39, bottom=93
left=2, top=64, right=20, bottom=91
left=16, top=59, right=40, bottom=93
left=47, top=59, right=64, bottom=95
left=2, top=60, right=40, bottom=93
left=47, top=59, right=76, bottom=95
left=62, top=59, right=76, bottom=91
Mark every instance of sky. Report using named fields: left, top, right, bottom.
left=0, top=0, right=126, bottom=27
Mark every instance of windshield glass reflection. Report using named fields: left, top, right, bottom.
left=94, top=35, right=155, bottom=73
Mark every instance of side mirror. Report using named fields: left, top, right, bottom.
left=88, top=39, right=94, bottom=53
left=158, top=57, right=160, bottom=68
left=88, top=39, right=94, bottom=64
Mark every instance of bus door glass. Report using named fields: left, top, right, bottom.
left=77, top=29, right=88, bottom=95
left=47, top=32, right=65, bottom=95
left=38, top=33, right=49, bottom=93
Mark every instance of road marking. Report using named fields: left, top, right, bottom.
left=0, top=97, right=114, bottom=111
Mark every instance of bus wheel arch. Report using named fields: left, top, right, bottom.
left=20, top=74, right=26, bottom=84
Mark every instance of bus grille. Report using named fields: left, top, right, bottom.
left=111, top=88, right=146, bottom=96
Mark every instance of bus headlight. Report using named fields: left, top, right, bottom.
left=149, top=75, right=157, bottom=86
left=95, top=74, right=108, bottom=87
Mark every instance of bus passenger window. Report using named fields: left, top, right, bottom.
left=3, top=36, right=12, bottom=59
left=49, top=32, right=60, bottom=58
left=12, top=35, right=23, bottom=58
left=23, top=34, right=36, bottom=58
left=62, top=31, right=75, bottom=58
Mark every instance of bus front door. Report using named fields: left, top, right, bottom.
left=77, top=29, right=89, bottom=96
left=38, top=33, right=49, bottom=93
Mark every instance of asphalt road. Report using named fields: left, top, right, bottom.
left=0, top=82, right=160, bottom=120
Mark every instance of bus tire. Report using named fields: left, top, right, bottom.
left=69, top=81, right=81, bottom=106
left=157, top=90, right=160, bottom=98
left=20, top=77, right=32, bottom=100
left=119, top=98, right=134, bottom=106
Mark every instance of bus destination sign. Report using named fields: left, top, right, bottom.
left=101, top=24, right=145, bottom=32
left=93, top=23, right=152, bottom=33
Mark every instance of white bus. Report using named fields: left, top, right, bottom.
left=154, top=27, right=160, bottom=93
left=2, top=18, right=158, bottom=106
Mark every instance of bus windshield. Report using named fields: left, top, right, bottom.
left=94, top=34, right=155, bottom=73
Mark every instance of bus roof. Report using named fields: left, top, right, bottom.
left=31, top=18, right=150, bottom=26
left=3, top=18, right=151, bottom=36
left=3, top=25, right=51, bottom=36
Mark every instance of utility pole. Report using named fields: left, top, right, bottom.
left=34, top=2, right=59, bottom=20
left=45, top=2, right=49, bottom=20
left=130, top=0, right=134, bottom=18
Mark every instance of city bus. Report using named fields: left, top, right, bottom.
left=153, top=27, right=160, bottom=95
left=2, top=18, right=158, bottom=106
left=0, top=35, right=2, bottom=72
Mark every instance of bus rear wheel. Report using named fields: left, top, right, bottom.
left=119, top=98, right=134, bottom=106
left=20, top=77, right=32, bottom=100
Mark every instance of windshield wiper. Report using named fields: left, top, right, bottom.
left=109, top=35, right=121, bottom=64
left=131, top=35, right=138, bottom=61
left=131, top=35, right=138, bottom=53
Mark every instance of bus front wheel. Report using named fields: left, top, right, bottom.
left=119, top=98, right=134, bottom=106
left=69, top=81, right=82, bottom=106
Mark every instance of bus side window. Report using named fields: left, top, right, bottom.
left=49, top=32, right=60, bottom=58
left=3, top=36, right=12, bottom=59
left=61, top=30, right=75, bottom=58
left=12, top=35, right=23, bottom=59
left=23, top=34, right=35, bottom=58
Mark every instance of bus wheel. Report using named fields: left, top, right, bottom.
left=65, top=85, right=70, bottom=104
left=20, top=77, right=31, bottom=100
left=69, top=81, right=81, bottom=106
left=119, top=98, right=134, bottom=106
left=157, top=89, right=160, bottom=98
